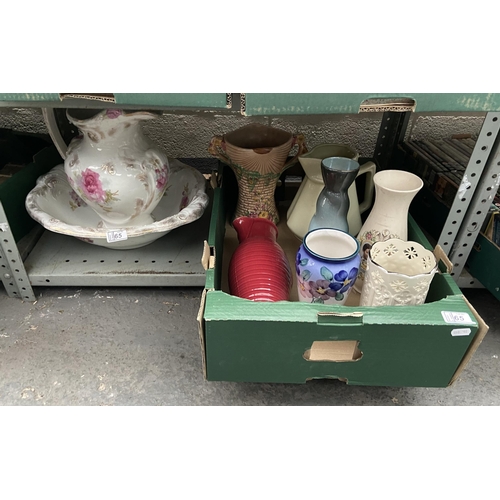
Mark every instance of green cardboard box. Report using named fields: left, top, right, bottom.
left=198, top=168, right=489, bottom=387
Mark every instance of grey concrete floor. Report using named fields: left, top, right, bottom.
left=0, top=284, right=498, bottom=406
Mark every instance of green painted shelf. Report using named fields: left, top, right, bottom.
left=3, top=93, right=500, bottom=115
left=0, top=93, right=230, bottom=110
left=242, top=93, right=500, bottom=115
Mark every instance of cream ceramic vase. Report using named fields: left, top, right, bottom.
left=286, top=144, right=376, bottom=239
left=355, top=170, right=424, bottom=293
left=359, top=239, right=438, bottom=306
left=64, top=109, right=170, bottom=228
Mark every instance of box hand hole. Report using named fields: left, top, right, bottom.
left=304, top=341, right=363, bottom=363
left=317, top=311, right=363, bottom=326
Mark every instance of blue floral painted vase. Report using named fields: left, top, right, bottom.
left=296, top=228, right=361, bottom=305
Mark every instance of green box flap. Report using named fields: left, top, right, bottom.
left=0, top=93, right=230, bottom=110
left=114, top=93, right=229, bottom=109
left=243, top=93, right=500, bottom=115
left=0, top=93, right=60, bottom=102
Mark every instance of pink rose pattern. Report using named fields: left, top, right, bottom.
left=179, top=183, right=189, bottom=210
left=155, top=165, right=168, bottom=191
left=180, top=195, right=189, bottom=211
left=79, top=168, right=106, bottom=203
left=106, top=109, right=122, bottom=119
left=69, top=189, right=87, bottom=210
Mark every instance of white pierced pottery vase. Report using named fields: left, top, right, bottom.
left=359, top=238, right=438, bottom=307
left=64, top=109, right=170, bottom=228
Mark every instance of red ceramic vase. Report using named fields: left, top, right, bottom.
left=228, top=217, right=292, bottom=302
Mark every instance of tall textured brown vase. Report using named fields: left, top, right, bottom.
left=209, top=124, right=307, bottom=225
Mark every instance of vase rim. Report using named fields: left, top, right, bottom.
left=321, top=156, right=360, bottom=173
left=373, top=170, right=423, bottom=193
left=232, top=216, right=279, bottom=240
left=368, top=253, right=438, bottom=278
left=233, top=215, right=278, bottom=228
left=223, top=123, right=293, bottom=150
left=303, top=228, right=360, bottom=262
left=369, top=238, right=438, bottom=277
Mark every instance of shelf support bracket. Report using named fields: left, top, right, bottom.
left=0, top=202, right=36, bottom=301
left=442, top=112, right=500, bottom=281
left=373, top=111, right=411, bottom=170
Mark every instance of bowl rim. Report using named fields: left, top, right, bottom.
left=368, top=238, right=438, bottom=277
left=302, top=227, right=361, bottom=262
left=25, top=158, right=209, bottom=240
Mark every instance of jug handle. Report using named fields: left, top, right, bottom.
left=283, top=134, right=308, bottom=169
left=356, top=161, right=376, bottom=214
left=208, top=135, right=232, bottom=165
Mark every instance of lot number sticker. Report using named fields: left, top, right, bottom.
left=441, top=311, right=474, bottom=325
left=106, top=230, right=128, bottom=243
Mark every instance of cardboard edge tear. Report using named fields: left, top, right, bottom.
left=201, top=241, right=215, bottom=271
left=359, top=97, right=416, bottom=113
left=434, top=244, right=453, bottom=274
left=59, top=93, right=116, bottom=102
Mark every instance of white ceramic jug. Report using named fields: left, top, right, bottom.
left=64, top=109, right=170, bottom=228
left=286, top=144, right=376, bottom=239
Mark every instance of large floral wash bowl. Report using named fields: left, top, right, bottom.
left=25, top=159, right=210, bottom=250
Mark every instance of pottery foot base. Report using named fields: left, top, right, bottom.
left=100, top=213, right=155, bottom=229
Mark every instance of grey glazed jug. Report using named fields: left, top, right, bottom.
left=308, top=157, right=360, bottom=233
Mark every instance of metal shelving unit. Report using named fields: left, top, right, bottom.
left=23, top=205, right=212, bottom=288
left=2, top=93, right=500, bottom=300
left=435, top=112, right=500, bottom=281
left=0, top=188, right=213, bottom=300
left=0, top=94, right=233, bottom=301
left=0, top=203, right=36, bottom=301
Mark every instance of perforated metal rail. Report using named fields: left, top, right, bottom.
left=436, top=112, right=500, bottom=281
left=0, top=202, right=36, bottom=301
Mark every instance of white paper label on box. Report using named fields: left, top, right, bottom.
left=106, top=230, right=128, bottom=243
left=451, top=328, right=472, bottom=337
left=441, top=311, right=474, bottom=325
left=0, top=223, right=9, bottom=232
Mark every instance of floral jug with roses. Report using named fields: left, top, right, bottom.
left=64, top=109, right=170, bottom=228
